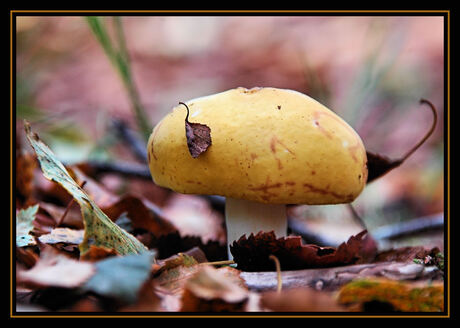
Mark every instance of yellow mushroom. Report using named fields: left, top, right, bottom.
left=147, top=87, right=368, bottom=258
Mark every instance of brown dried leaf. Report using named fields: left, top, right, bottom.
left=231, top=230, right=375, bottom=272
left=261, top=287, right=346, bottom=312
left=366, top=151, right=403, bottom=183
left=102, top=194, right=177, bottom=237
left=374, top=246, right=441, bottom=264
left=180, top=266, right=248, bottom=312
left=181, top=102, right=212, bottom=158
left=149, top=231, right=227, bottom=262
left=119, top=280, right=163, bottom=312
left=39, top=202, right=84, bottom=229
left=80, top=245, right=120, bottom=262
left=162, top=194, right=226, bottom=245
left=153, top=247, right=206, bottom=276
left=154, top=255, right=200, bottom=296
left=16, top=151, right=37, bottom=202
left=38, top=228, right=84, bottom=245
left=17, top=246, right=95, bottom=289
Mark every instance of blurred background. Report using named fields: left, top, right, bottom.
left=15, top=15, right=445, bottom=251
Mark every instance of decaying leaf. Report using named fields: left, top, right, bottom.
left=338, top=278, right=444, bottom=312
left=102, top=194, right=177, bottom=237
left=17, top=246, right=95, bottom=288
left=261, top=287, right=346, bottom=312
left=153, top=247, right=207, bottom=275
left=16, top=151, right=37, bottom=202
left=148, top=231, right=227, bottom=262
left=24, top=121, right=147, bottom=257
left=161, top=194, right=226, bottom=245
left=119, top=280, right=163, bottom=312
left=39, top=202, right=84, bottom=229
left=180, top=265, right=249, bottom=312
left=81, top=251, right=155, bottom=304
left=16, top=204, right=39, bottom=247
left=374, top=246, right=441, bottom=264
left=38, top=228, right=84, bottom=245
left=79, top=245, right=120, bottom=262
left=180, top=102, right=212, bottom=158
left=154, top=252, right=200, bottom=296
left=366, top=152, right=403, bottom=183
left=231, top=230, right=375, bottom=272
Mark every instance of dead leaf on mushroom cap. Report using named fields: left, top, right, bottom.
left=230, top=230, right=376, bottom=272
left=181, top=102, right=212, bottom=158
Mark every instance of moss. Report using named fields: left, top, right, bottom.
left=338, top=278, right=444, bottom=312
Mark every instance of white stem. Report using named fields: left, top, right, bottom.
left=225, top=198, right=287, bottom=260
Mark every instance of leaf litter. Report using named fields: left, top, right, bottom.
left=15, top=121, right=444, bottom=313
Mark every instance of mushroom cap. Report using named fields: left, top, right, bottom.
left=147, top=87, right=368, bottom=205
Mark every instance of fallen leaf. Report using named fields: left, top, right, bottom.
left=24, top=121, right=147, bottom=257
left=39, top=202, right=84, bottom=229
left=153, top=247, right=207, bottom=275
left=261, top=287, right=346, bottom=312
left=162, top=194, right=226, bottom=245
left=180, top=265, right=249, bottom=312
left=119, top=280, right=163, bottom=312
left=374, top=246, right=441, bottom=264
left=149, top=231, right=227, bottom=262
left=16, top=247, right=39, bottom=269
left=79, top=245, right=120, bottom=262
left=38, top=228, right=84, bottom=245
left=16, top=151, right=37, bottom=203
left=102, top=194, right=177, bottom=237
left=180, top=102, right=212, bottom=158
left=230, top=230, right=373, bottom=272
left=17, top=246, right=95, bottom=288
left=81, top=251, right=156, bottom=304
left=154, top=253, right=200, bottom=296
left=16, top=204, right=39, bottom=247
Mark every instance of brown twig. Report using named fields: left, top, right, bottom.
left=54, top=180, right=87, bottom=227
left=399, top=99, right=438, bottom=163
left=269, top=254, right=282, bottom=293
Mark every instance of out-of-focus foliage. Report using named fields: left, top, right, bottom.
left=16, top=15, right=444, bottom=244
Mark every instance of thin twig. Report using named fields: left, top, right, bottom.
left=269, top=254, right=282, bottom=293
left=399, top=99, right=438, bottom=163
left=55, top=180, right=87, bottom=227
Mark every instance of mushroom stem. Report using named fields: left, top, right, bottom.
left=225, top=198, right=287, bottom=260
